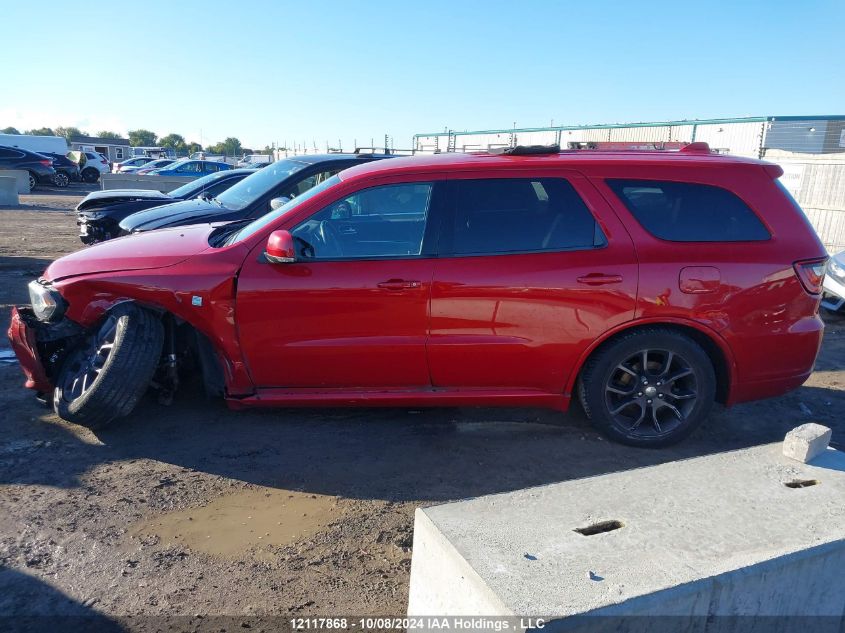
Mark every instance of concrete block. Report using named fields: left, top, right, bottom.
left=0, top=169, right=30, bottom=194
left=408, top=444, right=845, bottom=628
left=783, top=423, right=832, bottom=463
left=0, top=176, right=19, bottom=205
left=100, top=174, right=194, bottom=193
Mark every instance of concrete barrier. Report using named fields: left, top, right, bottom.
left=408, top=444, right=845, bottom=629
left=100, top=173, right=194, bottom=193
left=0, top=176, right=20, bottom=205
left=0, top=169, right=30, bottom=194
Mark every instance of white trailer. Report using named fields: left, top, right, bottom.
left=0, top=133, right=68, bottom=156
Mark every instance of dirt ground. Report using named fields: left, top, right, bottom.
left=1, top=189, right=844, bottom=630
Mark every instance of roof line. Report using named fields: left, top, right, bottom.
left=413, top=115, right=845, bottom=139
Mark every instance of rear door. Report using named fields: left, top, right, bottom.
left=428, top=169, right=638, bottom=393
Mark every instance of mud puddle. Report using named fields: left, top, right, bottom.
left=127, top=488, right=342, bottom=557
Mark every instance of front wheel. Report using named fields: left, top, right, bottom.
left=53, top=172, right=69, bottom=188
left=53, top=304, right=164, bottom=429
left=578, top=328, right=716, bottom=448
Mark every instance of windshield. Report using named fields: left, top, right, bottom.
left=169, top=170, right=232, bottom=198
left=223, top=174, right=341, bottom=245
left=215, top=159, right=306, bottom=211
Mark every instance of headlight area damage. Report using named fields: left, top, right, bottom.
left=8, top=299, right=230, bottom=429
left=7, top=271, right=247, bottom=431
left=8, top=306, right=85, bottom=394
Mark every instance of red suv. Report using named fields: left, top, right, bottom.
left=7, top=144, right=828, bottom=447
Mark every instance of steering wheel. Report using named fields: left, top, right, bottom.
left=317, top=220, right=344, bottom=257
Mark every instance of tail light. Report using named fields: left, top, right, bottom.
left=39, top=159, right=52, bottom=167
left=793, top=257, right=828, bottom=295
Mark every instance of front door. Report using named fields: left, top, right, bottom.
left=428, top=171, right=638, bottom=393
left=235, top=179, right=444, bottom=389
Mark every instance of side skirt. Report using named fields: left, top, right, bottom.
left=226, top=387, right=570, bottom=411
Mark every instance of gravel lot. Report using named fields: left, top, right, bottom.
left=1, top=189, right=844, bottom=630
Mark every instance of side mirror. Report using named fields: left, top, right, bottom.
left=265, top=230, right=296, bottom=264
left=269, top=196, right=291, bottom=210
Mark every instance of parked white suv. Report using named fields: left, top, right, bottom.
left=81, top=152, right=110, bottom=183
left=236, top=154, right=272, bottom=167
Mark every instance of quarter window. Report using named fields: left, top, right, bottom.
left=448, top=178, right=604, bottom=256
left=607, top=179, right=770, bottom=242
left=291, top=182, right=434, bottom=259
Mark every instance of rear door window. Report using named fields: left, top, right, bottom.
left=607, top=179, right=770, bottom=242
left=446, top=178, right=604, bottom=256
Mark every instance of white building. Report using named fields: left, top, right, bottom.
left=413, top=115, right=845, bottom=158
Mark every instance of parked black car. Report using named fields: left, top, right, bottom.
left=118, top=153, right=394, bottom=236
left=76, top=168, right=257, bottom=243
left=41, top=152, right=81, bottom=188
left=0, top=145, right=56, bottom=190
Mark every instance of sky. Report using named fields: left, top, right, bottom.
left=3, top=0, right=844, bottom=151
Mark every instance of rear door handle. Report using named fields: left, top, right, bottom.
left=377, top=279, right=422, bottom=290
left=577, top=273, right=623, bottom=286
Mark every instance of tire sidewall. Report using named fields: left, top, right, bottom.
left=54, top=312, right=131, bottom=421
left=52, top=303, right=163, bottom=429
left=583, top=331, right=716, bottom=447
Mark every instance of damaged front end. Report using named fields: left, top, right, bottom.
left=7, top=306, right=86, bottom=395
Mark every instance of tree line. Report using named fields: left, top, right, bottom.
left=0, top=126, right=276, bottom=157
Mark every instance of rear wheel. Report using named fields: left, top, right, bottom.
left=578, top=328, right=716, bottom=447
left=53, top=304, right=164, bottom=430
left=28, top=172, right=38, bottom=191
left=53, top=172, right=69, bottom=188
left=81, top=167, right=100, bottom=183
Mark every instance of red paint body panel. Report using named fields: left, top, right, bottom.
left=235, top=257, right=436, bottom=388
left=10, top=150, right=827, bottom=413
left=7, top=308, right=52, bottom=392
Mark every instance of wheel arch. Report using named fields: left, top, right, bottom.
left=568, top=318, right=735, bottom=405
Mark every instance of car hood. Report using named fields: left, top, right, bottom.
left=77, top=189, right=171, bottom=211
left=120, top=198, right=238, bottom=232
left=45, top=224, right=213, bottom=281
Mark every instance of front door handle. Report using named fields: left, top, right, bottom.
left=577, top=273, right=623, bottom=286
left=377, top=279, right=422, bottom=290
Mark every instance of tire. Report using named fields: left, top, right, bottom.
left=578, top=328, right=716, bottom=448
left=28, top=172, right=38, bottom=191
left=53, top=172, right=69, bottom=188
left=82, top=167, right=100, bottom=183
left=53, top=304, right=164, bottom=430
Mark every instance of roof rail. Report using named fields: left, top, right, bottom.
left=679, top=142, right=712, bottom=154
left=488, top=144, right=561, bottom=156
left=353, top=147, right=415, bottom=156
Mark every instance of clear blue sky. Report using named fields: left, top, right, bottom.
left=4, top=0, right=843, bottom=151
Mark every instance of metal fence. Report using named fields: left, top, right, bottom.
left=764, top=150, right=845, bottom=254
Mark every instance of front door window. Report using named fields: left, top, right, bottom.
left=291, top=182, right=434, bottom=259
